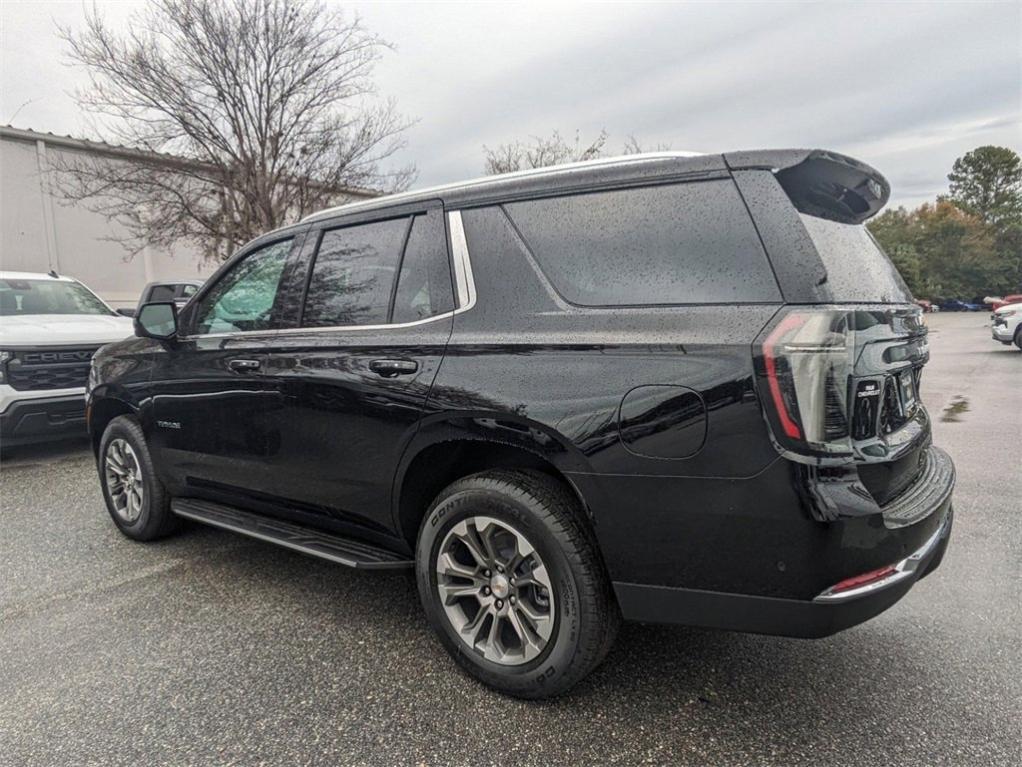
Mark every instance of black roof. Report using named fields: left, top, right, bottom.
left=301, top=149, right=889, bottom=225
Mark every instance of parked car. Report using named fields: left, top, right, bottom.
left=87, top=149, right=955, bottom=698
left=991, top=302, right=1022, bottom=349
left=117, top=280, right=204, bottom=317
left=0, top=271, right=134, bottom=447
left=938, top=298, right=984, bottom=312
left=991, top=294, right=1022, bottom=312
left=914, top=299, right=933, bottom=312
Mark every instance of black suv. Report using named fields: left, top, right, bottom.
left=87, top=150, right=955, bottom=698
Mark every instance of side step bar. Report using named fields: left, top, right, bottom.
left=171, top=498, right=413, bottom=570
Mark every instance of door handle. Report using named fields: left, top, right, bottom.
left=228, top=358, right=261, bottom=373
left=369, top=359, right=418, bottom=378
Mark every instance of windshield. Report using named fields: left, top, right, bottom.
left=799, top=214, right=913, bottom=304
left=0, top=279, right=113, bottom=317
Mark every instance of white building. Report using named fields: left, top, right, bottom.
left=0, top=125, right=374, bottom=309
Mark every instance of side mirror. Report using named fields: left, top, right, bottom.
left=134, top=301, right=178, bottom=341
left=116, top=308, right=136, bottom=317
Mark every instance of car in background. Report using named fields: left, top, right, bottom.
left=118, top=280, right=204, bottom=317
left=990, top=294, right=1022, bottom=312
left=938, top=298, right=984, bottom=312
left=991, top=302, right=1022, bottom=350
left=914, top=299, right=934, bottom=313
left=0, top=271, right=134, bottom=448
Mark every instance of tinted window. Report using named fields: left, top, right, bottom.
left=505, top=180, right=780, bottom=306
left=392, top=213, right=455, bottom=323
left=180, top=284, right=198, bottom=298
left=192, top=239, right=291, bottom=334
left=303, top=218, right=408, bottom=327
left=148, top=285, right=176, bottom=302
left=799, top=214, right=912, bottom=303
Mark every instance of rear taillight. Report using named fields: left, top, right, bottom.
left=754, top=308, right=857, bottom=463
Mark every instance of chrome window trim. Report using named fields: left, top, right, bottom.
left=448, top=210, right=476, bottom=312
left=179, top=210, right=476, bottom=340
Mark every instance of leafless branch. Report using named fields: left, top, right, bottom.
left=51, top=0, right=416, bottom=263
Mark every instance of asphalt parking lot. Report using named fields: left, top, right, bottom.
left=1, top=311, right=1020, bottom=767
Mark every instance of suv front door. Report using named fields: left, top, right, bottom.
left=266, top=203, right=457, bottom=538
left=147, top=232, right=306, bottom=510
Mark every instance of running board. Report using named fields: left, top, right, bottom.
left=171, top=499, right=413, bottom=570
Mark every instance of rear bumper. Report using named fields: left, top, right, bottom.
left=614, top=503, right=952, bottom=638
left=0, top=393, right=88, bottom=446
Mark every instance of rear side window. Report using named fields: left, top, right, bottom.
left=303, top=218, right=408, bottom=327
left=798, top=214, right=912, bottom=303
left=392, top=213, right=455, bottom=323
left=148, top=284, right=176, bottom=302
left=505, top=180, right=780, bottom=306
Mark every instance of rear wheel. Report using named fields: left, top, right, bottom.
left=99, top=415, right=178, bottom=541
left=1014, top=326, right=1022, bottom=350
left=416, top=469, right=619, bottom=698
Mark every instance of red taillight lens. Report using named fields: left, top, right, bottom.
left=828, top=564, right=898, bottom=594
left=754, top=308, right=856, bottom=463
left=762, top=313, right=808, bottom=439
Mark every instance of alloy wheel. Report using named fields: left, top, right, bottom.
left=105, top=438, right=145, bottom=523
left=435, top=515, right=555, bottom=665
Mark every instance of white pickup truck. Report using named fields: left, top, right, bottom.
left=992, top=301, right=1022, bottom=351
left=0, top=271, right=134, bottom=447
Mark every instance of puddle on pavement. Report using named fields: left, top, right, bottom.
left=940, top=395, right=970, bottom=422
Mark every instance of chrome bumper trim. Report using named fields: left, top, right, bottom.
left=813, top=511, right=951, bottom=603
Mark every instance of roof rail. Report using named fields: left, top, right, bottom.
left=302, top=151, right=705, bottom=223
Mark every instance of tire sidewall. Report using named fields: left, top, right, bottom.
left=416, top=483, right=585, bottom=695
left=98, top=417, right=157, bottom=538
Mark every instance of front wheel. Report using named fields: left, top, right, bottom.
left=98, top=415, right=179, bottom=541
left=416, top=469, right=619, bottom=698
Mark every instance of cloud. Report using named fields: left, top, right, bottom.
left=2, top=0, right=1018, bottom=210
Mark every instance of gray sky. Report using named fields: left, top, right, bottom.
left=2, top=1, right=1019, bottom=208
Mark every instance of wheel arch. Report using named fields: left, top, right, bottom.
left=88, top=392, right=139, bottom=455
left=393, top=415, right=596, bottom=550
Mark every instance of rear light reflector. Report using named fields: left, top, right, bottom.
left=828, top=564, right=898, bottom=594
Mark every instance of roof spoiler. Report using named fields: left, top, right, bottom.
left=724, top=149, right=890, bottom=224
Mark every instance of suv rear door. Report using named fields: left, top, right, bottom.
left=265, top=202, right=457, bottom=536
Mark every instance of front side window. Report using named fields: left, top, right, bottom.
left=302, top=218, right=409, bottom=327
left=0, top=278, right=112, bottom=316
left=191, top=239, right=292, bottom=334
left=505, top=180, right=781, bottom=306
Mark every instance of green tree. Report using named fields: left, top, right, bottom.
left=910, top=202, right=999, bottom=297
left=869, top=207, right=925, bottom=294
left=947, top=146, right=1022, bottom=227
left=947, top=146, right=1022, bottom=292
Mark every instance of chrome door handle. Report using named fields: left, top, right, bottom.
left=228, top=358, right=261, bottom=373
left=369, top=359, right=418, bottom=378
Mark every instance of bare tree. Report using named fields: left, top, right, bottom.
left=483, top=130, right=676, bottom=174
left=622, top=135, right=673, bottom=155
left=53, top=0, right=415, bottom=263
left=483, top=130, right=608, bottom=175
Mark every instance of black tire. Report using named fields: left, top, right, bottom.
left=416, top=469, right=619, bottom=699
left=1014, top=326, right=1022, bottom=351
left=98, top=415, right=179, bottom=541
